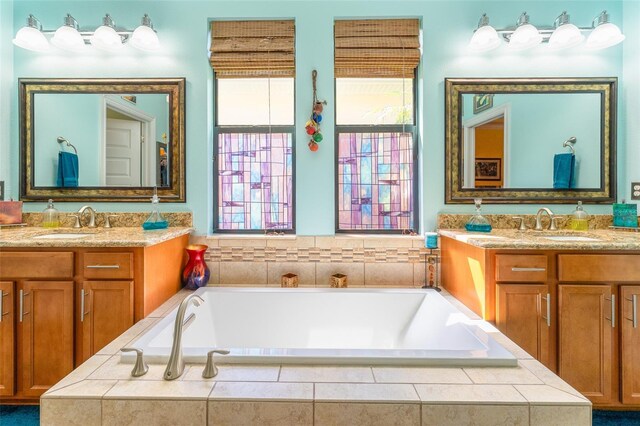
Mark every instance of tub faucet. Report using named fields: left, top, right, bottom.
left=535, top=208, right=557, bottom=231
left=77, top=206, right=96, bottom=228
left=164, top=294, right=204, bottom=380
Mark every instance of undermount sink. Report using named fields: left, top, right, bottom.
left=542, top=236, right=601, bottom=242
left=33, top=233, right=93, bottom=240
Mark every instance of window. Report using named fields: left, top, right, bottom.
left=210, top=20, right=295, bottom=232
left=334, top=19, right=420, bottom=232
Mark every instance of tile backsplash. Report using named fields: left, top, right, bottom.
left=192, top=235, right=440, bottom=288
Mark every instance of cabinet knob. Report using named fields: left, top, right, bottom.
left=121, top=347, right=149, bottom=377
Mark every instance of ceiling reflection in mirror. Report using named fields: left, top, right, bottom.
left=20, top=79, right=185, bottom=202
left=445, top=78, right=617, bottom=204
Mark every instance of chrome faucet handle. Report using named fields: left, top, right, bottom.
left=202, top=349, right=230, bottom=379
left=104, top=215, right=117, bottom=228
left=121, top=347, right=149, bottom=377
left=512, top=216, right=527, bottom=231
left=68, top=214, right=82, bottom=228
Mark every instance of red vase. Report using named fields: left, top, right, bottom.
left=182, top=244, right=210, bottom=290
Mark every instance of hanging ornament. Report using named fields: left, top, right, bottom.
left=307, top=69, right=327, bottom=152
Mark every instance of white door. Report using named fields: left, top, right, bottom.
left=106, top=118, right=142, bottom=186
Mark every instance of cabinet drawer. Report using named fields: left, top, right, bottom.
left=0, top=252, right=74, bottom=279
left=496, top=255, right=548, bottom=282
left=83, top=252, right=133, bottom=279
left=558, top=254, right=640, bottom=282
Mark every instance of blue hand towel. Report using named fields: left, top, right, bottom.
left=56, top=151, right=79, bottom=187
left=553, top=152, right=575, bottom=189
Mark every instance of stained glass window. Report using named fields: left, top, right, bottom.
left=337, top=132, right=415, bottom=231
left=217, top=132, right=293, bottom=231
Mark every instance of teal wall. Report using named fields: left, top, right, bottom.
left=623, top=0, right=640, bottom=202
left=0, top=0, right=13, bottom=198
left=3, top=0, right=637, bottom=235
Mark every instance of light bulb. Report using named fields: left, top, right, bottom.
left=12, top=15, right=49, bottom=52
left=468, top=14, right=501, bottom=53
left=586, top=23, right=624, bottom=50
left=508, top=14, right=541, bottom=52
left=91, top=14, right=123, bottom=52
left=51, top=14, right=86, bottom=52
left=548, top=12, right=584, bottom=51
left=130, top=14, right=160, bottom=52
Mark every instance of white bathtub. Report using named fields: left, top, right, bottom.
left=126, top=287, right=516, bottom=367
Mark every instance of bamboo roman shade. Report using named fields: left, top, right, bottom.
left=334, top=19, right=420, bottom=78
left=210, top=20, right=295, bottom=78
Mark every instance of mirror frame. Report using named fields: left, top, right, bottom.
left=445, top=77, right=617, bottom=204
left=20, top=78, right=186, bottom=202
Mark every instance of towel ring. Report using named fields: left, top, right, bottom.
left=562, top=136, right=577, bottom=155
left=57, top=136, right=78, bottom=155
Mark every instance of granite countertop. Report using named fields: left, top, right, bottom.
left=0, top=226, right=193, bottom=248
left=439, top=228, right=640, bottom=250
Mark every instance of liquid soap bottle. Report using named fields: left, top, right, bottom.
left=465, top=198, right=492, bottom=232
left=42, top=199, right=60, bottom=228
left=570, top=201, right=589, bottom=231
left=142, top=187, right=168, bottom=230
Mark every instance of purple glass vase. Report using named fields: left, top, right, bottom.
left=182, top=244, right=210, bottom=290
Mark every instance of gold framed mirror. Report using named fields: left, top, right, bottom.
left=20, top=78, right=186, bottom=202
left=445, top=78, right=617, bottom=204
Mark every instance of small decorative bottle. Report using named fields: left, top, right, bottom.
left=142, top=187, right=168, bottom=230
left=42, top=199, right=60, bottom=228
left=570, top=201, right=589, bottom=231
left=465, top=198, right=492, bottom=232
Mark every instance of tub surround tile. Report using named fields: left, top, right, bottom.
left=41, top=398, right=102, bottom=426
left=88, top=355, right=168, bottom=381
left=219, top=261, right=267, bottom=284
left=463, top=366, right=544, bottom=385
left=45, top=380, right=117, bottom=398
left=266, top=236, right=315, bottom=248
left=414, top=384, right=526, bottom=404
left=529, top=405, right=592, bottom=426
left=183, top=365, right=280, bottom=382
left=102, top=399, right=206, bottom=426
left=372, top=367, right=471, bottom=384
left=315, top=402, right=420, bottom=426
left=363, top=237, right=415, bottom=248
left=315, top=236, right=365, bottom=249
left=266, top=262, right=316, bottom=286
left=514, top=384, right=591, bottom=405
left=205, top=260, right=221, bottom=285
left=279, top=366, right=374, bottom=383
left=364, top=263, right=414, bottom=287
left=47, top=355, right=111, bottom=393
left=315, top=383, right=419, bottom=403
left=421, top=404, right=529, bottom=426
left=103, top=380, right=214, bottom=400
left=518, top=359, right=588, bottom=399
left=217, top=237, right=268, bottom=248
left=209, top=401, right=313, bottom=426
left=210, top=382, right=313, bottom=402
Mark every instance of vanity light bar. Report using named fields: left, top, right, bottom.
left=469, top=10, right=624, bottom=53
left=13, top=13, right=160, bottom=53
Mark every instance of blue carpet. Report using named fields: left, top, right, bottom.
left=0, top=405, right=639, bottom=425
left=594, top=410, right=640, bottom=425
left=0, top=405, right=39, bottom=426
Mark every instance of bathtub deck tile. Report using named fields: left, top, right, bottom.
left=530, top=405, right=592, bottom=426
left=41, top=398, right=102, bottom=426
left=414, top=384, right=527, bottom=404
left=209, top=382, right=313, bottom=402
left=209, top=400, right=313, bottom=426
left=372, top=367, right=472, bottom=384
left=314, top=383, right=420, bottom=403
left=87, top=355, right=171, bottom=381
left=463, top=365, right=544, bottom=385
left=102, top=399, right=207, bottom=426
left=421, top=404, right=529, bottom=426
left=183, top=365, right=280, bottom=382
left=315, top=402, right=420, bottom=426
left=514, top=384, right=592, bottom=405
left=44, top=380, right=118, bottom=399
left=47, top=355, right=111, bottom=393
left=517, top=359, right=588, bottom=399
left=279, top=366, right=374, bottom=383
left=103, top=380, right=214, bottom=400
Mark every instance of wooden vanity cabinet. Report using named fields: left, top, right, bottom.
left=0, top=281, right=14, bottom=397
left=621, top=285, right=640, bottom=404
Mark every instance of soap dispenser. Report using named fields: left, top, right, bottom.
left=465, top=198, right=492, bottom=232
left=142, top=187, right=169, bottom=230
left=570, top=201, right=589, bottom=231
left=42, top=199, right=60, bottom=228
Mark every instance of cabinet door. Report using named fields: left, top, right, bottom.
left=0, top=281, right=15, bottom=396
left=558, top=284, right=614, bottom=404
left=497, top=284, right=553, bottom=370
left=19, top=281, right=74, bottom=397
left=621, top=285, right=640, bottom=404
left=81, top=281, right=134, bottom=360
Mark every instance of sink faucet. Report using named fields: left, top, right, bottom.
left=77, top=206, right=97, bottom=228
left=535, top=208, right=558, bottom=231
left=164, top=294, right=204, bottom=380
